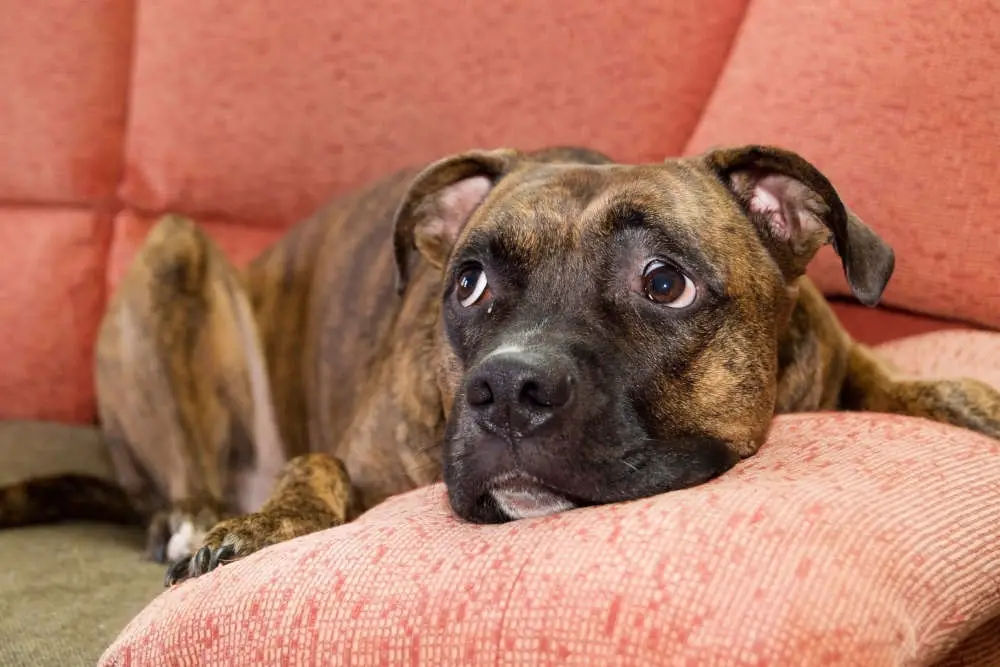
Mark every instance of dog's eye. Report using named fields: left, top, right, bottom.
left=642, top=261, right=696, bottom=308
left=456, top=265, right=490, bottom=307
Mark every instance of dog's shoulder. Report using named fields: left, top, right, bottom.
left=774, top=278, right=854, bottom=414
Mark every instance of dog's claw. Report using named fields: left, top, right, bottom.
left=163, top=540, right=252, bottom=587
left=164, top=556, right=193, bottom=587
left=163, top=545, right=232, bottom=587
left=210, top=544, right=237, bottom=570
left=193, top=546, right=212, bottom=574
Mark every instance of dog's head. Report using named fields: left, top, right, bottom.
left=393, top=145, right=894, bottom=523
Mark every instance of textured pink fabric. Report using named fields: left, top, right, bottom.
left=102, top=332, right=1000, bottom=666
left=877, top=331, right=1000, bottom=665
left=878, top=330, right=1000, bottom=385
left=830, top=302, right=978, bottom=348
left=686, top=0, right=1000, bottom=329
left=0, top=209, right=110, bottom=422
left=119, top=0, right=748, bottom=225
left=0, top=0, right=132, bottom=203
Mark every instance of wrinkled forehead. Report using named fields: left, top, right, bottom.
left=452, top=162, right=752, bottom=268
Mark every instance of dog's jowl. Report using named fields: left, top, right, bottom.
left=2, top=145, right=997, bottom=586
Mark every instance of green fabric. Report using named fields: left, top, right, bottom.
left=0, top=422, right=163, bottom=667
left=0, top=524, right=163, bottom=666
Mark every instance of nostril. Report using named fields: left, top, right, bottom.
left=466, top=378, right=494, bottom=408
left=520, top=380, right=545, bottom=407
left=520, top=374, right=574, bottom=409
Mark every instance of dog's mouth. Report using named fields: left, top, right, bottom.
left=486, top=470, right=577, bottom=520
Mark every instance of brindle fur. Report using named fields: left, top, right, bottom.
left=1, top=146, right=996, bottom=587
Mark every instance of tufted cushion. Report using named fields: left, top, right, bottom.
left=102, top=331, right=1000, bottom=666
left=119, top=0, right=749, bottom=225
left=0, top=210, right=111, bottom=422
left=0, top=0, right=132, bottom=203
left=686, top=0, right=1000, bottom=329
left=0, top=0, right=132, bottom=422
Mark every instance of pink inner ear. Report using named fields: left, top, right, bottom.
left=435, top=176, right=493, bottom=242
left=744, top=174, right=824, bottom=243
left=749, top=180, right=789, bottom=240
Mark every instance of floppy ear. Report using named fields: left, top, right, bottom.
left=700, top=145, right=894, bottom=307
left=392, top=148, right=521, bottom=294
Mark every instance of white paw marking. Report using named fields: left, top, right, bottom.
left=166, top=520, right=204, bottom=562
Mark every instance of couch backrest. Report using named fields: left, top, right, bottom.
left=685, top=0, right=1000, bottom=333
left=1, top=0, right=996, bottom=423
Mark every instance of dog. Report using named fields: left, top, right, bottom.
left=2, top=145, right=998, bottom=587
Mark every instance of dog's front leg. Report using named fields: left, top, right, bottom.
left=840, top=344, right=1000, bottom=440
left=164, top=453, right=352, bottom=585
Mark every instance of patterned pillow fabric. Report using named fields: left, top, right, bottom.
left=101, top=332, right=1000, bottom=666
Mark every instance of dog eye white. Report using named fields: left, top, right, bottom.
left=642, top=260, right=697, bottom=308
left=457, top=267, right=489, bottom=307
left=669, top=275, right=698, bottom=308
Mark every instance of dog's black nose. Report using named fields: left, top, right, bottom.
left=465, top=352, right=575, bottom=436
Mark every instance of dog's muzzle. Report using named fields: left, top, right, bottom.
left=443, top=344, right=738, bottom=524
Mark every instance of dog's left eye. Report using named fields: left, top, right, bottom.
left=456, top=265, right=490, bottom=307
left=642, top=261, right=697, bottom=308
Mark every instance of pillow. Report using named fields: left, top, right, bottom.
left=102, top=333, right=1000, bottom=666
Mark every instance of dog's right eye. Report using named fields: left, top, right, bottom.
left=456, top=266, right=490, bottom=307
left=641, top=261, right=697, bottom=308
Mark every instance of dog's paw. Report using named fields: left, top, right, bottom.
left=145, top=498, right=226, bottom=564
left=163, top=509, right=335, bottom=586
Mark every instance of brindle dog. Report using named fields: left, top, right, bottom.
left=2, top=145, right=998, bottom=587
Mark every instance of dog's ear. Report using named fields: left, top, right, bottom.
left=393, top=148, right=521, bottom=294
left=699, top=145, right=894, bottom=307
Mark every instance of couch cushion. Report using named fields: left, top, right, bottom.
left=0, top=209, right=111, bottom=422
left=877, top=329, right=1000, bottom=385
left=120, top=0, right=749, bottom=225
left=102, top=331, right=1000, bottom=666
left=0, top=0, right=132, bottom=203
left=685, top=0, right=1000, bottom=329
left=830, top=301, right=979, bottom=348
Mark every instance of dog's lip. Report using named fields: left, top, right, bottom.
left=485, top=469, right=592, bottom=505
left=486, top=470, right=577, bottom=519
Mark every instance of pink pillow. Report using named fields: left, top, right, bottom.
left=102, top=333, right=1000, bottom=666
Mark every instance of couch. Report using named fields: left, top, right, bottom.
left=1, top=0, right=997, bottom=665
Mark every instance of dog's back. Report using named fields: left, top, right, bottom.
left=245, top=166, right=421, bottom=458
